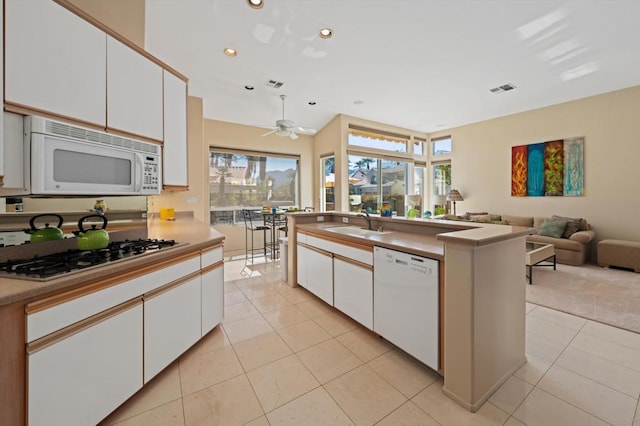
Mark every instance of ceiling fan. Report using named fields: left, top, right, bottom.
left=261, top=95, right=317, bottom=140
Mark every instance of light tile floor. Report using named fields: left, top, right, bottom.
left=101, top=259, right=640, bottom=426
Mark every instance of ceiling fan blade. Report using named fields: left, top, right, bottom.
left=295, top=126, right=317, bottom=135
left=261, top=129, right=278, bottom=137
left=289, top=131, right=299, bottom=140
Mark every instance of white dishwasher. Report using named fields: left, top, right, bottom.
left=374, top=246, right=439, bottom=370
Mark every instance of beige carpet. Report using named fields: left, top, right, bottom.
left=527, top=262, right=640, bottom=333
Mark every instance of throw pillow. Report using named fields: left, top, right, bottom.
left=470, top=214, right=492, bottom=223
left=464, top=212, right=488, bottom=220
left=489, top=220, right=508, bottom=225
left=551, top=215, right=583, bottom=238
left=502, top=215, right=534, bottom=227
left=538, top=219, right=568, bottom=238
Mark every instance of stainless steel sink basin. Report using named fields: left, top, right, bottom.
left=325, top=226, right=391, bottom=237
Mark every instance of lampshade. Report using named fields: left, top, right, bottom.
left=446, top=189, right=464, bottom=202
left=432, top=194, right=446, bottom=205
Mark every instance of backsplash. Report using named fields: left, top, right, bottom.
left=0, top=227, right=148, bottom=263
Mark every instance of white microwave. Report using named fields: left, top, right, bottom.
left=26, top=116, right=161, bottom=195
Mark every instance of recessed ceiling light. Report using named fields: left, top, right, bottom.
left=319, top=28, right=333, bottom=39
left=308, top=101, right=316, bottom=105
left=353, top=100, right=364, bottom=105
left=223, top=48, right=237, bottom=57
left=245, top=85, right=254, bottom=90
left=247, top=0, right=264, bottom=9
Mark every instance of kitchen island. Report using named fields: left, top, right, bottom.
left=287, top=211, right=531, bottom=413
left=0, top=215, right=224, bottom=426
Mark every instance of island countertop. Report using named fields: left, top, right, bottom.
left=291, top=212, right=533, bottom=258
left=0, top=217, right=224, bottom=307
left=295, top=222, right=445, bottom=260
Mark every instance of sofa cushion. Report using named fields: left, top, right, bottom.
left=538, top=218, right=567, bottom=238
left=502, top=215, right=534, bottom=227
left=527, top=234, right=583, bottom=251
left=570, top=230, right=595, bottom=243
left=552, top=215, right=583, bottom=238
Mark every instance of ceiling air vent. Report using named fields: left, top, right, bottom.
left=490, top=83, right=517, bottom=94
left=265, top=79, right=285, bottom=89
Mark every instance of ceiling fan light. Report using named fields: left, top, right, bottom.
left=275, top=129, right=290, bottom=137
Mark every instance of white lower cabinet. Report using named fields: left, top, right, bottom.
left=201, top=265, right=224, bottom=335
left=24, top=248, right=225, bottom=425
left=27, top=300, right=143, bottom=426
left=333, top=256, right=373, bottom=329
left=305, top=246, right=334, bottom=305
left=144, top=275, right=202, bottom=382
left=296, top=243, right=310, bottom=288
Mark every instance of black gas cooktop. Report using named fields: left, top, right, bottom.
left=0, top=239, right=182, bottom=281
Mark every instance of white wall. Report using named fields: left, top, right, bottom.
left=429, top=85, right=640, bottom=243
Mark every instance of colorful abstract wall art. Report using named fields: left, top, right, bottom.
left=511, top=137, right=584, bottom=197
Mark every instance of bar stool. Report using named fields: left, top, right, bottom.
left=241, top=209, right=270, bottom=264
left=269, top=214, right=288, bottom=260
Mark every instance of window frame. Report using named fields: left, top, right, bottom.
left=431, top=135, right=452, bottom=158
left=209, top=148, right=301, bottom=225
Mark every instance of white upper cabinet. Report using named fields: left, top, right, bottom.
left=4, top=0, right=106, bottom=127
left=163, top=71, right=189, bottom=187
left=107, top=36, right=164, bottom=141
left=1, top=0, right=4, bottom=185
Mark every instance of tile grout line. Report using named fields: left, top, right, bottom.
left=503, top=306, right=588, bottom=423
left=526, top=317, right=635, bottom=425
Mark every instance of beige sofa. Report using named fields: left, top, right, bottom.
left=441, top=213, right=595, bottom=265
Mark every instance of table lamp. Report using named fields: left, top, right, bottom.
left=446, top=189, right=464, bottom=215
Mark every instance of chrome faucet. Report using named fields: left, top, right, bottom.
left=357, top=209, right=372, bottom=230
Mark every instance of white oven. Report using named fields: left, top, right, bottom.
left=26, top=116, right=161, bottom=195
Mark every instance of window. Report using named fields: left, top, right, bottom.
left=348, top=154, right=410, bottom=215
left=346, top=126, right=427, bottom=216
left=320, top=155, right=335, bottom=212
left=432, top=136, right=452, bottom=156
left=413, top=137, right=426, bottom=157
left=412, top=164, right=426, bottom=214
left=431, top=162, right=451, bottom=215
left=209, top=150, right=299, bottom=225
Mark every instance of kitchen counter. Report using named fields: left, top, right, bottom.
left=0, top=217, right=224, bottom=307
left=0, top=215, right=225, bottom=426
left=296, top=222, right=445, bottom=260
left=290, top=211, right=532, bottom=260
left=288, top=211, right=530, bottom=413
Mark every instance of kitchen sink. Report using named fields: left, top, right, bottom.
left=325, top=225, right=391, bottom=237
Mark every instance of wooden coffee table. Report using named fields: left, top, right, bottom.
left=525, top=242, right=556, bottom=284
